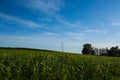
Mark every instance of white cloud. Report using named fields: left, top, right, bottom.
left=41, top=32, right=59, bottom=36
left=18, top=0, right=82, bottom=29
left=55, top=15, right=74, bottom=27
left=39, top=18, right=52, bottom=22
left=55, top=15, right=82, bottom=28
left=112, top=22, right=120, bottom=26
left=22, top=0, right=64, bottom=15
left=0, top=33, right=84, bottom=53
left=84, top=29, right=106, bottom=34
left=92, top=42, right=119, bottom=49
left=0, top=12, right=42, bottom=28
left=66, top=32, right=85, bottom=40
left=67, top=32, right=84, bottom=36
left=20, top=0, right=82, bottom=29
left=111, top=18, right=120, bottom=26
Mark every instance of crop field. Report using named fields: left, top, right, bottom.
left=0, top=48, right=120, bottom=80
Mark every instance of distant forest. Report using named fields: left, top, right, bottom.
left=82, top=43, right=120, bottom=57
left=1, top=44, right=120, bottom=57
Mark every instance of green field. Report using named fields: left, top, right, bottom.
left=0, top=48, right=120, bottom=80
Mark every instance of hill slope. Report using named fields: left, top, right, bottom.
left=0, top=48, right=120, bottom=80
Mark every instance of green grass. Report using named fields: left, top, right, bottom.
left=0, top=48, right=120, bottom=80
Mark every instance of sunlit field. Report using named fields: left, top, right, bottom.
left=0, top=48, right=120, bottom=80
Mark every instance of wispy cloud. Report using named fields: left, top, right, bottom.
left=66, top=32, right=85, bottom=40
left=55, top=15, right=81, bottom=28
left=0, top=12, right=42, bottom=28
left=19, top=0, right=81, bottom=29
left=92, top=41, right=119, bottom=49
left=21, top=0, right=64, bottom=15
left=111, top=18, right=120, bottom=26
left=41, top=32, right=59, bottom=36
left=84, top=29, right=106, bottom=34
left=39, top=18, right=52, bottom=22
left=112, top=22, right=120, bottom=26
left=55, top=15, right=74, bottom=27
left=0, top=34, right=82, bottom=53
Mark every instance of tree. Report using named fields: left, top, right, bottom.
left=82, top=43, right=93, bottom=55
left=108, top=46, right=120, bottom=56
left=92, top=47, right=99, bottom=55
left=99, top=48, right=108, bottom=56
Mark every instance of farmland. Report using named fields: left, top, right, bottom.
left=0, top=48, right=120, bottom=80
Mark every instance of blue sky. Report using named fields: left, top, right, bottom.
left=1, top=0, right=120, bottom=53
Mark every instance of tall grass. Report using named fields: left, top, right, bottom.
left=0, top=48, right=120, bottom=80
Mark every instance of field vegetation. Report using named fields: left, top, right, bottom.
left=0, top=48, right=120, bottom=80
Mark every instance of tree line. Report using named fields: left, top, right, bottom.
left=82, top=43, right=120, bottom=57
